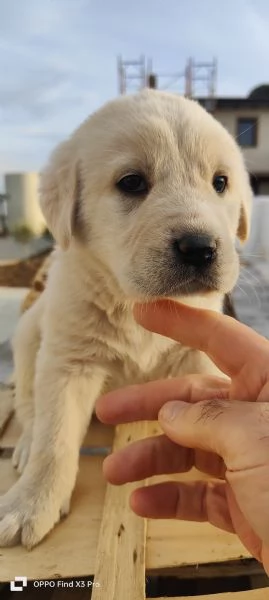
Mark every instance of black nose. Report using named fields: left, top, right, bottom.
left=175, top=234, right=217, bottom=268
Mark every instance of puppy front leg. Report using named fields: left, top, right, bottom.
left=0, top=359, right=105, bottom=548
left=12, top=296, right=43, bottom=473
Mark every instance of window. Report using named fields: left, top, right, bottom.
left=236, top=117, right=257, bottom=147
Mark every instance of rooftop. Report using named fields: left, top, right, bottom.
left=198, top=84, right=269, bottom=110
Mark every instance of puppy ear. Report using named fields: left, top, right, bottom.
left=237, top=182, right=252, bottom=243
left=39, top=140, right=80, bottom=250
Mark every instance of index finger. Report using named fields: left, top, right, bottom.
left=133, top=300, right=269, bottom=380
left=96, top=375, right=229, bottom=424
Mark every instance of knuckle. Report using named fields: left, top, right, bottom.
left=195, top=398, right=231, bottom=425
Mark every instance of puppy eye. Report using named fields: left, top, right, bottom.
left=117, top=173, right=148, bottom=195
left=212, top=175, right=228, bottom=194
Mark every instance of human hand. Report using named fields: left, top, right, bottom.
left=96, top=301, right=269, bottom=574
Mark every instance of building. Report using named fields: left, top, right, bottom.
left=4, top=172, right=46, bottom=235
left=198, top=85, right=269, bottom=195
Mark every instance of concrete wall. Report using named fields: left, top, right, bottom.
left=5, top=172, right=45, bottom=235
left=214, top=109, right=269, bottom=174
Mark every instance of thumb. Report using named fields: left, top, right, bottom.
left=158, top=398, right=269, bottom=472
left=158, top=399, right=229, bottom=458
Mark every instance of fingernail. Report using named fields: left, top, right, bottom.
left=159, top=401, right=185, bottom=422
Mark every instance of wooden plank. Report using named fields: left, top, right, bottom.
left=83, top=416, right=114, bottom=448
left=147, top=518, right=249, bottom=570
left=51, top=587, right=91, bottom=600
left=0, top=410, right=20, bottom=448
left=146, top=558, right=264, bottom=579
left=0, top=416, right=260, bottom=585
left=0, top=386, right=14, bottom=436
left=158, top=589, right=269, bottom=599
left=0, top=455, right=106, bottom=582
left=92, top=422, right=148, bottom=600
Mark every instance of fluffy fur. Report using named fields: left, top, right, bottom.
left=0, top=90, right=252, bottom=548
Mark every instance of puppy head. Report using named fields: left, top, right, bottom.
left=40, top=90, right=252, bottom=299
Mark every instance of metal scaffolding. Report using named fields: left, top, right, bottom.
left=117, top=55, right=147, bottom=95
left=184, top=57, right=217, bottom=98
left=117, top=55, right=217, bottom=100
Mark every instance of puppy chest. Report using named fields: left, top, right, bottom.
left=108, top=335, right=182, bottom=387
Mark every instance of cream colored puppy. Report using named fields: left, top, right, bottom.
left=1, top=90, right=251, bottom=548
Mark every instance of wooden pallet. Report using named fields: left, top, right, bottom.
left=162, top=594, right=268, bottom=599
left=0, top=387, right=268, bottom=598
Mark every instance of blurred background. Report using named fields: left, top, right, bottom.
left=1, top=0, right=269, bottom=348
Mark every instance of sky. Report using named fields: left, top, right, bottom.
left=1, top=0, right=269, bottom=189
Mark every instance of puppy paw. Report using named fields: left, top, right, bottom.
left=0, top=490, right=71, bottom=548
left=12, top=430, right=32, bottom=474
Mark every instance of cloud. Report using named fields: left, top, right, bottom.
left=0, top=0, right=269, bottom=188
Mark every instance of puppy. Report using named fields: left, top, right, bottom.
left=1, top=90, right=252, bottom=548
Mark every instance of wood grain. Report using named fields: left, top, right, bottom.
left=92, top=422, right=148, bottom=600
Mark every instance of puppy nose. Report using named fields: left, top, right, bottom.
left=175, top=234, right=217, bottom=268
